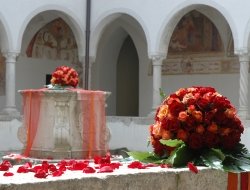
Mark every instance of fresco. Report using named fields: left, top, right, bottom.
left=169, top=10, right=223, bottom=53
left=159, top=10, right=241, bottom=75
left=26, top=18, right=79, bottom=63
left=26, top=18, right=82, bottom=86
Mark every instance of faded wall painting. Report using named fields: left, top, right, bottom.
left=169, top=10, right=223, bottom=53
left=158, top=10, right=241, bottom=75
left=26, top=18, right=79, bottom=64
left=26, top=18, right=82, bottom=85
left=0, top=54, right=5, bottom=95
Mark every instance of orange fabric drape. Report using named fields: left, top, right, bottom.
left=228, top=173, right=238, bottom=190
left=227, top=172, right=250, bottom=190
left=69, top=89, right=108, bottom=158
left=21, top=88, right=107, bottom=159
left=248, top=173, right=250, bottom=190
left=22, top=89, right=44, bottom=157
left=241, top=173, right=249, bottom=190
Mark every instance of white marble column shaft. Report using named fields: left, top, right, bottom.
left=238, top=53, right=249, bottom=119
left=151, top=55, right=165, bottom=112
left=2, top=52, right=19, bottom=117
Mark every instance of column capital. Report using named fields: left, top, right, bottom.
left=234, top=48, right=248, bottom=56
left=2, top=52, right=19, bottom=62
left=150, top=54, right=166, bottom=66
left=150, top=53, right=165, bottom=61
left=239, top=54, right=249, bottom=63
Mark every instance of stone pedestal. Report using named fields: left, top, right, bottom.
left=18, top=89, right=110, bottom=159
left=0, top=165, right=228, bottom=190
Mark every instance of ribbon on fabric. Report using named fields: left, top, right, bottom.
left=22, top=89, right=45, bottom=157
left=227, top=172, right=250, bottom=190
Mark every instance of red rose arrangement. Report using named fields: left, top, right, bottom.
left=150, top=86, right=244, bottom=156
left=128, top=86, right=250, bottom=173
left=50, top=66, right=79, bottom=88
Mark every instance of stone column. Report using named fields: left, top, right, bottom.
left=150, top=54, right=165, bottom=115
left=1, top=52, right=20, bottom=118
left=238, top=53, right=249, bottom=119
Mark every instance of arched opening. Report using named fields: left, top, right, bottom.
left=116, top=35, right=139, bottom=116
left=16, top=12, right=82, bottom=111
left=93, top=14, right=148, bottom=116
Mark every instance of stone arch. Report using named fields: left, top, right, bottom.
left=156, top=2, right=237, bottom=55
left=0, top=12, right=11, bottom=52
left=90, top=9, right=149, bottom=59
left=243, top=18, right=250, bottom=53
left=17, top=5, right=84, bottom=58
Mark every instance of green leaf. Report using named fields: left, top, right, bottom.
left=127, top=151, right=160, bottom=163
left=159, top=88, right=166, bottom=99
left=223, top=143, right=250, bottom=158
left=211, top=148, right=225, bottom=160
left=224, top=154, right=250, bottom=172
left=147, top=138, right=151, bottom=147
left=160, top=139, right=184, bottom=148
left=200, top=149, right=224, bottom=170
left=222, top=156, right=243, bottom=173
left=167, top=144, right=193, bottom=167
left=218, top=143, right=250, bottom=173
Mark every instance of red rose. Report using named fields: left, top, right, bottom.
left=204, top=132, right=220, bottom=148
left=177, top=129, right=189, bottom=142
left=176, top=88, right=188, bottom=100
left=222, top=131, right=241, bottom=149
left=183, top=117, right=196, bottom=131
left=188, top=133, right=203, bottom=149
left=196, top=97, right=210, bottom=110
left=151, top=137, right=166, bottom=156
left=168, top=100, right=185, bottom=117
left=165, top=118, right=180, bottom=132
left=212, top=96, right=231, bottom=111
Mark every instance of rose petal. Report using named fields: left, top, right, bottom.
left=49, top=164, right=57, bottom=172
left=83, top=166, right=96, bottom=174
left=52, top=170, right=64, bottom=177
left=94, top=153, right=111, bottom=164
left=128, top=161, right=146, bottom=169
left=32, top=165, right=42, bottom=173
left=17, top=166, right=29, bottom=173
left=1, top=160, right=12, bottom=168
left=160, top=164, right=172, bottom=168
left=3, top=172, right=14, bottom=177
left=144, top=163, right=158, bottom=167
left=34, top=169, right=48, bottom=178
left=24, top=162, right=32, bottom=168
left=0, top=165, right=9, bottom=171
left=100, top=162, right=121, bottom=170
left=98, top=166, right=114, bottom=173
left=69, top=161, right=88, bottom=170
left=187, top=162, right=198, bottom=174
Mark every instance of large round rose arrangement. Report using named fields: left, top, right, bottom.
left=150, top=86, right=244, bottom=156
left=50, top=66, right=79, bottom=88
left=129, top=86, right=250, bottom=172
